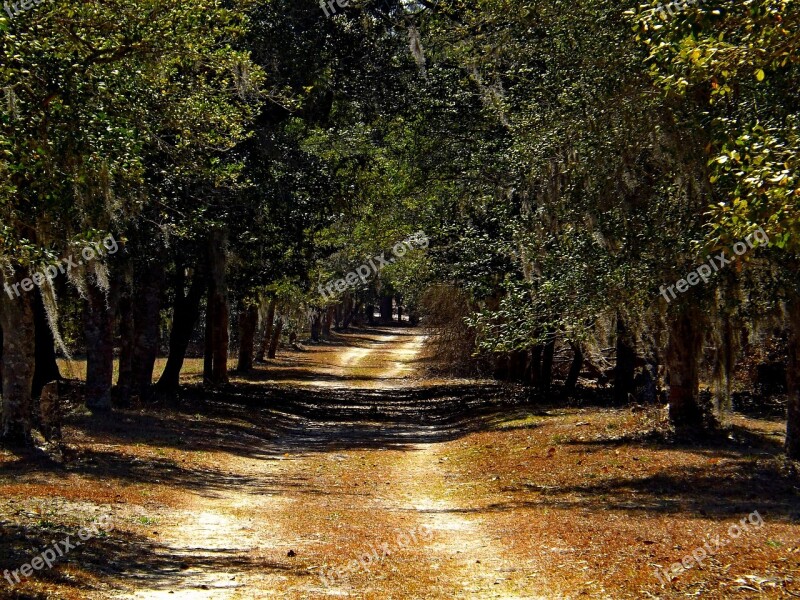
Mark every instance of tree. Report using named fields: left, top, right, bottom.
left=636, top=0, right=800, bottom=453
left=0, top=0, right=260, bottom=442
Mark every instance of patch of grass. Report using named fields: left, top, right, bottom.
left=36, top=518, right=56, bottom=529
left=493, top=412, right=544, bottom=431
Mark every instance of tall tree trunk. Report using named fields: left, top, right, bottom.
left=335, top=303, right=344, bottom=330
left=116, top=261, right=135, bottom=404
left=268, top=317, right=283, bottom=359
left=786, top=298, right=800, bottom=459
left=614, top=316, right=636, bottom=404
left=342, top=295, right=356, bottom=329
left=564, top=342, right=584, bottom=398
left=322, top=306, right=335, bottom=338
left=156, top=262, right=207, bottom=393
left=131, top=262, right=165, bottom=399
left=206, top=229, right=229, bottom=384
left=493, top=354, right=509, bottom=380
left=84, top=283, right=114, bottom=411
left=32, top=287, right=61, bottom=398
left=508, top=350, right=527, bottom=382
left=256, top=298, right=276, bottom=362
left=236, top=302, right=259, bottom=372
left=666, top=308, right=704, bottom=431
left=528, top=345, right=543, bottom=388
left=39, top=381, right=61, bottom=442
left=379, top=295, right=393, bottom=322
left=203, top=290, right=213, bottom=383
left=310, top=311, right=321, bottom=342
left=0, top=325, right=4, bottom=394
left=0, top=269, right=36, bottom=447
left=541, top=334, right=556, bottom=392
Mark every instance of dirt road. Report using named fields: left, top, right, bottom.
left=4, top=328, right=794, bottom=600
left=112, top=328, right=550, bottom=600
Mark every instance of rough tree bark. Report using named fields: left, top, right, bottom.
left=564, top=342, right=584, bottom=398
left=493, top=354, right=509, bottom=380
left=236, top=302, right=259, bottom=372
left=268, top=317, right=283, bottom=359
left=334, top=303, right=343, bottom=330
left=32, top=287, right=61, bottom=398
left=528, top=345, right=543, bottom=388
left=614, top=316, right=637, bottom=404
left=205, top=229, right=229, bottom=384
left=322, top=306, right=335, bottom=338
left=256, top=298, right=276, bottom=363
left=39, top=381, right=61, bottom=442
left=204, top=291, right=213, bottom=383
left=786, top=298, right=800, bottom=459
left=131, top=262, right=165, bottom=399
left=116, top=261, right=135, bottom=404
left=156, top=262, right=207, bottom=393
left=379, top=295, right=393, bottom=323
left=310, top=311, right=321, bottom=342
left=508, top=350, right=528, bottom=382
left=0, top=269, right=36, bottom=447
left=541, top=334, right=556, bottom=392
left=84, top=282, right=114, bottom=411
left=365, top=304, right=375, bottom=325
left=342, top=295, right=357, bottom=329
left=666, top=308, right=704, bottom=431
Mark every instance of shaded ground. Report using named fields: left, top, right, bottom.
left=1, top=327, right=799, bottom=599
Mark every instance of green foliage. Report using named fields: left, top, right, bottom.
left=0, top=0, right=261, bottom=266
left=634, top=0, right=800, bottom=253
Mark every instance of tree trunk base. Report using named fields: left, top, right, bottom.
left=1, top=423, right=33, bottom=448
left=786, top=299, right=800, bottom=459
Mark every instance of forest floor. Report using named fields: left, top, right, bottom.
left=1, top=327, right=799, bottom=599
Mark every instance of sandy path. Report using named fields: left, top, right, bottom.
left=114, top=453, right=289, bottom=599
left=301, top=330, right=426, bottom=389
left=385, top=442, right=551, bottom=600
left=111, top=328, right=550, bottom=599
